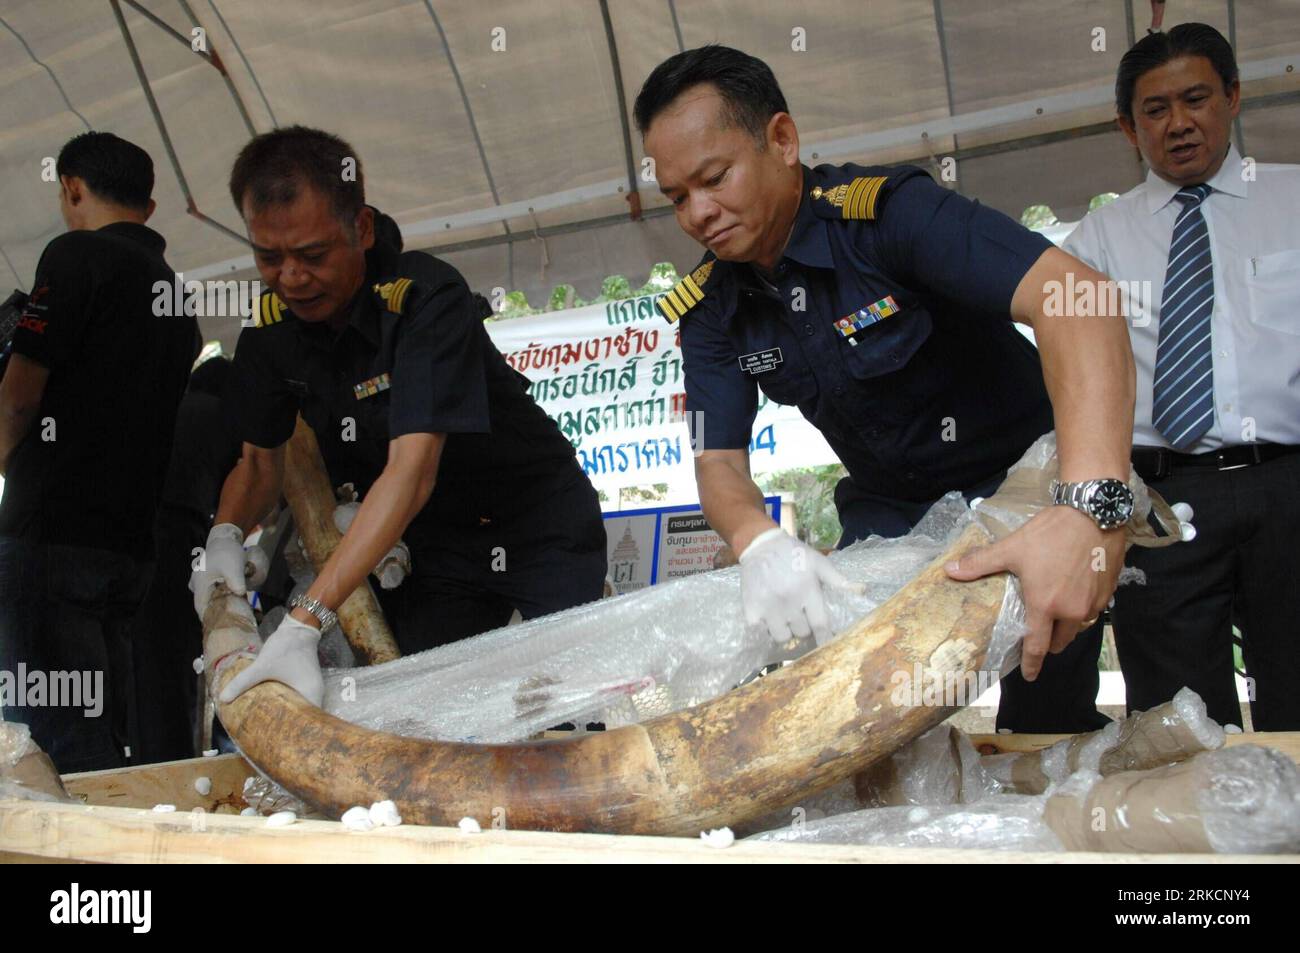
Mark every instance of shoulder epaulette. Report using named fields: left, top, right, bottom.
left=656, top=258, right=715, bottom=324
left=373, top=277, right=417, bottom=315
left=810, top=175, right=891, bottom=221
left=254, top=291, right=287, bottom=328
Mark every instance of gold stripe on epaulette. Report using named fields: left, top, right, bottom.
left=392, top=277, right=412, bottom=313
left=257, top=293, right=286, bottom=328
left=656, top=259, right=714, bottom=324
left=373, top=278, right=414, bottom=315
left=841, top=175, right=888, bottom=220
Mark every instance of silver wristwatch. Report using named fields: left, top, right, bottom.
left=1049, top=478, right=1135, bottom=530
left=288, top=593, right=338, bottom=631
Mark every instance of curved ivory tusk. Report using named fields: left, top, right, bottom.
left=205, top=523, right=1004, bottom=836
left=283, top=415, right=400, bottom=665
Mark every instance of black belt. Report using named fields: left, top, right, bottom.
left=1131, top=443, right=1300, bottom=480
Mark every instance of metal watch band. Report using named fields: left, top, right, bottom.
left=289, top=594, right=337, bottom=631
left=1049, top=478, right=1133, bottom=530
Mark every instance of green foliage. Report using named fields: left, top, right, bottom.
left=1020, top=204, right=1058, bottom=229
left=618, top=483, right=669, bottom=507
left=491, top=290, right=538, bottom=320
left=546, top=284, right=586, bottom=312
left=636, top=262, right=679, bottom=295
left=1089, top=192, right=1120, bottom=212
left=754, top=464, right=847, bottom=549
left=595, top=274, right=634, bottom=302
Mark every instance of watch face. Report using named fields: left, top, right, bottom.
left=1090, top=480, right=1134, bottom=525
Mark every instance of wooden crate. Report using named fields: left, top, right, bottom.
left=2, top=733, right=1297, bottom=864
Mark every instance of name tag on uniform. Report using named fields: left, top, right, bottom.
left=738, top=348, right=783, bottom=375
left=283, top=378, right=310, bottom=397
left=834, top=295, right=901, bottom=346
left=353, top=373, right=391, bottom=399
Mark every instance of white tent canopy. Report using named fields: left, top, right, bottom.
left=2, top=0, right=1297, bottom=350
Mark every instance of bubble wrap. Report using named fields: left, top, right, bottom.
left=750, top=796, right=1065, bottom=852
left=319, top=491, right=1000, bottom=742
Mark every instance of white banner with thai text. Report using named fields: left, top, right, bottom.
left=484, top=292, right=839, bottom=497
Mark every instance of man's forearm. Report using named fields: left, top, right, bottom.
left=1017, top=250, right=1136, bottom=481
left=304, top=462, right=432, bottom=612
left=1036, top=306, right=1136, bottom=482
left=214, top=454, right=283, bottom=534
left=696, top=455, right=778, bottom=556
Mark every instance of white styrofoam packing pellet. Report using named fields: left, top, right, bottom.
left=699, top=827, right=735, bottom=848
left=369, top=799, right=402, bottom=827
left=341, top=805, right=374, bottom=831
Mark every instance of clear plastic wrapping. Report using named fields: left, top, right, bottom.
left=853, top=724, right=1002, bottom=808
left=0, top=720, right=72, bottom=803
left=228, top=431, right=1265, bottom=853
left=983, top=686, right=1225, bottom=795
left=752, top=796, right=1065, bottom=852
left=318, top=491, right=992, bottom=743
left=1043, top=745, right=1300, bottom=854
left=752, top=745, right=1299, bottom=854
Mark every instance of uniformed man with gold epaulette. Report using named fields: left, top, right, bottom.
left=635, top=46, right=1142, bottom=733
left=190, top=126, right=605, bottom=707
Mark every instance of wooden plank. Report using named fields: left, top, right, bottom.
left=0, top=800, right=1293, bottom=864
left=969, top=730, right=1300, bottom=762
left=61, top=753, right=255, bottom=813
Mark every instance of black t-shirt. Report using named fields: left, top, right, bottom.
left=227, top=242, right=584, bottom=541
left=0, top=222, right=198, bottom=560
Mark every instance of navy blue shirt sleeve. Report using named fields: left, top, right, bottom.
left=228, top=326, right=298, bottom=449
left=388, top=276, right=491, bottom=438
left=10, top=235, right=95, bottom=369
left=681, top=308, right=757, bottom=451
left=875, top=174, right=1053, bottom=314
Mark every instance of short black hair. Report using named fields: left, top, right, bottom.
left=56, top=131, right=154, bottom=211
left=633, top=45, right=788, bottom=144
left=229, top=125, right=365, bottom=230
left=1116, top=22, right=1239, bottom=120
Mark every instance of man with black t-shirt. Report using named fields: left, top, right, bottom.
left=0, top=132, right=198, bottom=772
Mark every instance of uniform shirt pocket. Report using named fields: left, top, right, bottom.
left=840, top=308, right=933, bottom=380
left=1246, top=249, right=1300, bottom=336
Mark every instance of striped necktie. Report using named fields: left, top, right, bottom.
left=1152, top=184, right=1215, bottom=450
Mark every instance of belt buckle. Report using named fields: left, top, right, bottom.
left=1218, top=444, right=1262, bottom=471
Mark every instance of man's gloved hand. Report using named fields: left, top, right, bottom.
left=189, top=523, right=249, bottom=619
left=738, top=527, right=861, bottom=645
left=218, top=614, right=324, bottom=707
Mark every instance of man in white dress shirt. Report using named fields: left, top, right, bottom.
left=1063, top=23, right=1299, bottom=730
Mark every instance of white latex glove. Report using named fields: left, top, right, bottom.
left=738, top=528, right=861, bottom=645
left=332, top=501, right=411, bottom=589
left=190, top=523, right=248, bottom=619
left=1171, top=501, right=1196, bottom=542
left=218, top=615, right=324, bottom=707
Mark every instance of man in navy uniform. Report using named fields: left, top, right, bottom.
left=635, top=46, right=1138, bottom=730
left=193, top=126, right=605, bottom=706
